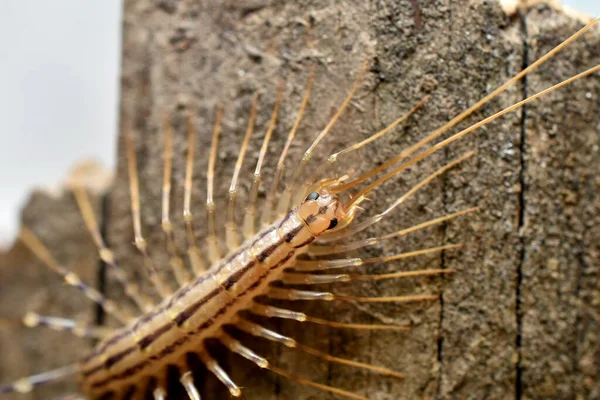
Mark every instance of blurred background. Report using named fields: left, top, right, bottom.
left=0, top=0, right=598, bottom=246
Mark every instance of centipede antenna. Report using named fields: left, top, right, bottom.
left=206, top=105, right=224, bottom=265
left=235, top=319, right=404, bottom=378
left=0, top=364, right=77, bottom=394
left=283, top=268, right=454, bottom=285
left=227, top=94, right=259, bottom=250
left=183, top=112, right=208, bottom=275
left=336, top=18, right=600, bottom=193
left=125, top=133, right=174, bottom=298
left=294, top=243, right=461, bottom=272
left=304, top=93, right=431, bottom=192
left=250, top=303, right=410, bottom=331
left=344, top=151, right=475, bottom=212
left=22, top=311, right=114, bottom=339
left=153, top=387, right=167, bottom=400
left=180, top=371, right=201, bottom=400
left=199, top=347, right=242, bottom=397
left=285, top=61, right=369, bottom=207
left=19, top=227, right=132, bottom=324
left=162, top=112, right=192, bottom=286
left=220, top=332, right=367, bottom=400
left=243, top=82, right=284, bottom=238
left=315, top=206, right=479, bottom=250
left=267, top=287, right=439, bottom=303
left=270, top=65, right=316, bottom=219
left=73, top=186, right=154, bottom=312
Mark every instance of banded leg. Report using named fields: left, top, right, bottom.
left=282, top=268, right=453, bottom=285
left=226, top=94, right=259, bottom=250
left=250, top=303, right=410, bottom=331
left=314, top=206, right=478, bottom=249
left=294, top=243, right=460, bottom=272
left=126, top=133, right=174, bottom=298
left=0, top=364, right=77, bottom=395
left=180, top=371, right=201, bottom=400
left=205, top=106, right=223, bottom=265
left=267, top=65, right=315, bottom=221
left=198, top=347, right=242, bottom=397
left=267, top=287, right=438, bottom=304
left=243, top=83, right=283, bottom=238
left=304, top=93, right=431, bottom=197
left=22, top=312, right=113, bottom=339
left=19, top=227, right=132, bottom=324
left=73, top=186, right=154, bottom=312
left=161, top=113, right=192, bottom=286
left=281, top=61, right=368, bottom=210
left=219, top=332, right=367, bottom=400
left=235, top=318, right=403, bottom=376
left=183, top=112, right=208, bottom=274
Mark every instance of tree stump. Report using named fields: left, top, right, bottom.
left=1, top=1, right=598, bottom=399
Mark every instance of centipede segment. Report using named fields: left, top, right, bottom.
left=1, top=14, right=599, bottom=400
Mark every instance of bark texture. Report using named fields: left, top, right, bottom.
left=1, top=1, right=599, bottom=399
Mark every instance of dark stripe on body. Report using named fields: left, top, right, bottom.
left=88, top=251, right=295, bottom=390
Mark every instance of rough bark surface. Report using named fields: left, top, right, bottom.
left=1, top=1, right=599, bottom=399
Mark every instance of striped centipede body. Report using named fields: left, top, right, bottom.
left=1, top=2, right=599, bottom=399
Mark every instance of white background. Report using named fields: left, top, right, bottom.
left=0, top=0, right=598, bottom=246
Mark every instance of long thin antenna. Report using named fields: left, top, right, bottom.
left=337, top=17, right=600, bottom=191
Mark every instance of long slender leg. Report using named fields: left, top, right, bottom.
left=206, top=106, right=224, bottom=265
left=269, top=65, right=315, bottom=220
left=303, top=93, right=431, bottom=195
left=125, top=133, right=174, bottom=298
left=226, top=94, right=259, bottom=251
left=250, top=303, right=410, bottom=331
left=282, top=268, right=453, bottom=285
left=234, top=319, right=404, bottom=377
left=161, top=112, right=192, bottom=286
left=243, top=83, right=283, bottom=238
left=315, top=206, right=478, bottom=248
left=73, top=186, right=154, bottom=312
left=0, top=365, right=77, bottom=394
left=294, top=243, right=460, bottom=271
left=281, top=61, right=369, bottom=209
left=198, top=347, right=242, bottom=397
left=267, top=287, right=438, bottom=303
left=22, top=311, right=114, bottom=339
left=183, top=112, right=208, bottom=275
left=219, top=332, right=367, bottom=400
left=180, top=371, right=201, bottom=400
left=19, top=227, right=132, bottom=324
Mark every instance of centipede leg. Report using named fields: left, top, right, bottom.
left=205, top=106, right=224, bottom=265
left=183, top=112, right=208, bottom=275
left=180, top=371, right=201, bottom=400
left=226, top=94, right=259, bottom=251
left=242, top=83, right=283, bottom=238
left=0, top=364, right=77, bottom=395
left=161, top=112, right=192, bottom=286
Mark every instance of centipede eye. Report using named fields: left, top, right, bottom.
left=327, top=218, right=338, bottom=230
left=306, top=192, right=320, bottom=201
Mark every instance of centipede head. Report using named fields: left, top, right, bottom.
left=297, top=190, right=346, bottom=236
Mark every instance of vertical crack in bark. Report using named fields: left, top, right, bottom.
left=515, top=11, right=529, bottom=400
left=437, top=3, right=453, bottom=398
left=95, top=193, right=110, bottom=327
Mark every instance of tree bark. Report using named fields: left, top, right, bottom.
left=1, top=1, right=599, bottom=399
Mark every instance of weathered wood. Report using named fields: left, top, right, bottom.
left=1, top=1, right=598, bottom=399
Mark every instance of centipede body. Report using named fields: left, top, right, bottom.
left=1, top=1, right=600, bottom=399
